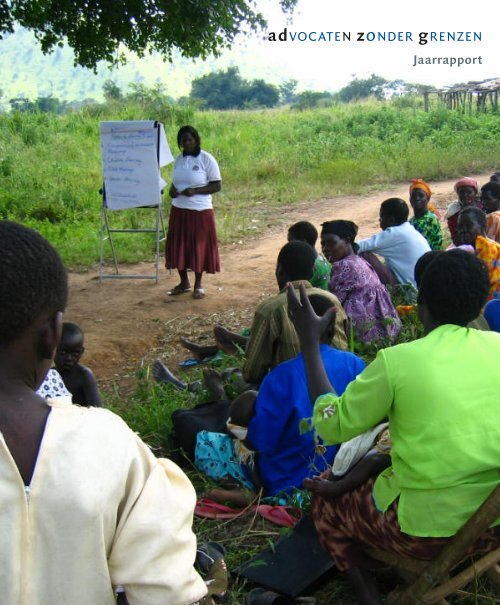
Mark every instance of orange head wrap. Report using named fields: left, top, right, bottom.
left=409, top=178, right=432, bottom=199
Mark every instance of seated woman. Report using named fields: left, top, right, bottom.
left=456, top=206, right=500, bottom=300
left=286, top=252, right=500, bottom=605
left=408, top=179, right=443, bottom=250
left=444, top=177, right=480, bottom=244
left=195, top=295, right=365, bottom=506
left=321, top=220, right=401, bottom=343
left=480, top=181, right=500, bottom=243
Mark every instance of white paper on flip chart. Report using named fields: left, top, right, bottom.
left=100, top=121, right=173, bottom=210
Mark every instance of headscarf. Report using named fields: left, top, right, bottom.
left=409, top=179, right=432, bottom=199
left=321, top=220, right=358, bottom=242
left=454, top=177, right=478, bottom=194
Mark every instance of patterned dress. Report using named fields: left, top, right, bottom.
left=410, top=211, right=443, bottom=250
left=329, top=254, right=401, bottom=343
left=475, top=235, right=500, bottom=300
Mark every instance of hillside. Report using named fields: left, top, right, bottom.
left=0, top=27, right=292, bottom=104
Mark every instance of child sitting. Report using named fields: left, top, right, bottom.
left=194, top=295, right=365, bottom=506
left=303, top=424, right=391, bottom=500
left=195, top=390, right=262, bottom=507
left=357, top=198, right=430, bottom=288
left=288, top=221, right=331, bottom=290
left=54, top=322, right=102, bottom=407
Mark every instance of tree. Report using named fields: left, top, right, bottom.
left=246, top=80, right=279, bottom=108
left=9, top=97, right=35, bottom=112
left=338, top=75, right=388, bottom=102
left=190, top=68, right=279, bottom=110
left=279, top=79, right=298, bottom=104
left=293, top=90, right=335, bottom=110
left=35, top=95, right=66, bottom=113
left=0, top=0, right=297, bottom=70
left=102, top=80, right=122, bottom=102
left=191, top=67, right=247, bottom=110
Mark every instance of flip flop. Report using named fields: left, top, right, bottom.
left=245, top=588, right=293, bottom=605
left=256, top=505, right=302, bottom=528
left=168, top=285, right=191, bottom=295
left=197, top=542, right=228, bottom=601
left=194, top=498, right=254, bottom=520
left=178, top=358, right=202, bottom=367
left=196, top=541, right=227, bottom=574
left=193, top=288, right=205, bottom=299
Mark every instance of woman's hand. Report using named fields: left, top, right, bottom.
left=169, top=184, right=178, bottom=199
left=287, top=283, right=338, bottom=403
left=179, top=182, right=221, bottom=197
left=287, top=283, right=336, bottom=349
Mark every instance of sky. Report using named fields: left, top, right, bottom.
left=234, top=0, right=499, bottom=90
left=1, top=0, right=498, bottom=101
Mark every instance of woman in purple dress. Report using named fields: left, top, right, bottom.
left=321, top=220, right=401, bottom=343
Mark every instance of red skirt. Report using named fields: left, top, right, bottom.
left=166, top=206, right=220, bottom=274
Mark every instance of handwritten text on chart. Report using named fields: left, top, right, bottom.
left=101, top=125, right=161, bottom=209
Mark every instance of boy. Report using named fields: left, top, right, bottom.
left=0, top=220, right=206, bottom=605
left=287, top=221, right=331, bottom=290
left=54, top=321, right=102, bottom=406
left=357, top=197, right=430, bottom=287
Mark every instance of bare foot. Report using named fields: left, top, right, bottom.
left=206, top=487, right=257, bottom=507
left=180, top=337, right=219, bottom=360
left=203, top=368, right=226, bottom=400
left=152, top=360, right=187, bottom=390
left=303, top=476, right=347, bottom=500
left=213, top=325, right=241, bottom=355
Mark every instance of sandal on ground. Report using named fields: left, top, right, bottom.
left=256, top=505, right=302, bottom=528
left=245, top=588, right=293, bottom=605
left=196, top=542, right=228, bottom=602
left=196, top=542, right=227, bottom=574
left=168, top=284, right=191, bottom=296
left=193, top=288, right=205, bottom=299
left=194, top=498, right=255, bottom=520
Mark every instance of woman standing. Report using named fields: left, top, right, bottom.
left=321, top=220, right=401, bottom=343
left=166, top=125, right=222, bottom=299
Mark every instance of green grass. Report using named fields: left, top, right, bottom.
left=1, top=99, right=499, bottom=268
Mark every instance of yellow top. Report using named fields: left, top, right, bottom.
left=0, top=399, right=206, bottom=605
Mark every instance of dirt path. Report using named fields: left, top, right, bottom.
left=67, top=172, right=490, bottom=392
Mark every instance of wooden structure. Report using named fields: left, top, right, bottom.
left=367, top=484, right=500, bottom=604
left=423, top=78, right=500, bottom=113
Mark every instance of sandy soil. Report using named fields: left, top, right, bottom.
left=66, top=172, right=491, bottom=393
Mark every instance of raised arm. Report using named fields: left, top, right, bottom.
left=286, top=283, right=338, bottom=402
left=287, top=283, right=394, bottom=445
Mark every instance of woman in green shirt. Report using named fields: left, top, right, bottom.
left=409, top=179, right=443, bottom=250
left=287, top=250, right=500, bottom=605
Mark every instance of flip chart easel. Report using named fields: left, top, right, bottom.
left=99, top=120, right=173, bottom=283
